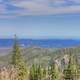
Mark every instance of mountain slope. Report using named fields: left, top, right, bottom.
left=0, top=46, right=80, bottom=66
left=0, top=47, right=61, bottom=66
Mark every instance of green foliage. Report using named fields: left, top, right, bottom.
left=1, top=37, right=80, bottom=80
left=48, top=63, right=60, bottom=80
left=37, top=65, right=46, bottom=80
left=29, top=64, right=46, bottom=80
left=11, top=35, right=27, bottom=80
left=63, top=54, right=77, bottom=80
left=76, top=65, right=80, bottom=79
left=29, top=64, right=38, bottom=80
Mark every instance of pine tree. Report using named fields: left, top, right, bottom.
left=29, top=64, right=46, bottom=80
left=63, top=54, right=77, bottom=80
left=37, top=64, right=46, bottom=80
left=41, top=66, right=46, bottom=80
left=77, top=65, right=80, bottom=80
left=11, top=35, right=27, bottom=80
left=29, top=64, right=38, bottom=80
left=48, top=63, right=60, bottom=80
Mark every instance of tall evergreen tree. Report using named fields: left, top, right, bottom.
left=48, top=63, right=60, bottom=80
left=77, top=65, right=80, bottom=80
left=11, top=35, right=27, bottom=80
left=29, top=64, right=46, bottom=80
left=37, top=64, right=46, bottom=80
left=29, top=64, right=38, bottom=80
left=63, top=54, right=77, bottom=80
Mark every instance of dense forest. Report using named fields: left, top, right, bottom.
left=0, top=36, right=80, bottom=80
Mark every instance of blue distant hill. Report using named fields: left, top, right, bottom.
left=0, top=39, right=80, bottom=48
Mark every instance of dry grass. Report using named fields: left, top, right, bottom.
left=0, top=65, right=18, bottom=80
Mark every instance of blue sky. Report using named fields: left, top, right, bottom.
left=0, top=0, right=80, bottom=39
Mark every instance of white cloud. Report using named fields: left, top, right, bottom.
left=52, top=0, right=66, bottom=6
left=0, top=0, right=80, bottom=18
left=0, top=4, right=6, bottom=14
left=10, top=0, right=50, bottom=13
left=70, top=0, right=80, bottom=3
left=9, top=0, right=80, bottom=16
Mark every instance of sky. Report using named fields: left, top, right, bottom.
left=0, top=0, right=80, bottom=39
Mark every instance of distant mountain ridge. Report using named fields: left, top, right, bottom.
left=0, top=39, right=80, bottom=48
